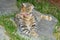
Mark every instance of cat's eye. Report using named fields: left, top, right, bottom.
left=32, top=24, right=36, bottom=27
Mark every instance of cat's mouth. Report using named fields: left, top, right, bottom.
left=21, top=13, right=30, bottom=17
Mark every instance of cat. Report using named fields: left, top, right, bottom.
left=15, top=3, right=38, bottom=37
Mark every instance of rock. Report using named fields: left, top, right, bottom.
left=31, top=9, right=57, bottom=40
left=0, top=0, right=18, bottom=16
left=0, top=25, right=10, bottom=40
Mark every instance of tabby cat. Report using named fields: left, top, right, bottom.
left=15, top=3, right=38, bottom=37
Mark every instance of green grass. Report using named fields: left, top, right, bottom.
left=0, top=0, right=60, bottom=40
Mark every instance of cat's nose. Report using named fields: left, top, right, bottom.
left=27, top=26, right=31, bottom=30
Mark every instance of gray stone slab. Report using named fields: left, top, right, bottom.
left=0, top=0, right=18, bottom=16
left=32, top=9, right=57, bottom=35
left=31, top=9, right=57, bottom=40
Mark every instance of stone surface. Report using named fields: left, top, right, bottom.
left=15, top=9, right=58, bottom=40
left=32, top=9, right=57, bottom=40
left=0, top=25, right=10, bottom=40
left=0, top=0, right=18, bottom=16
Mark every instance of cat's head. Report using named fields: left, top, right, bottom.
left=21, top=3, right=34, bottom=13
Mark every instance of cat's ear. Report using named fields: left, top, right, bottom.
left=30, top=5, right=34, bottom=9
left=22, top=3, right=26, bottom=7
